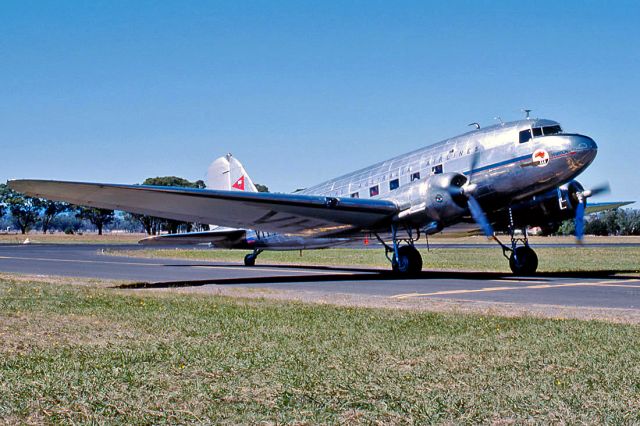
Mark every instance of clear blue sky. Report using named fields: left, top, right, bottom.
left=1, top=1, right=638, bottom=205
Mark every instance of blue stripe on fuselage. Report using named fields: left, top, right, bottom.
left=461, top=154, right=531, bottom=176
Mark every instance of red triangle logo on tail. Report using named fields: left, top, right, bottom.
left=232, top=175, right=245, bottom=190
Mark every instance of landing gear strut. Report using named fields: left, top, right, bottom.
left=244, top=249, right=263, bottom=266
left=376, top=224, right=422, bottom=275
left=494, top=209, right=538, bottom=275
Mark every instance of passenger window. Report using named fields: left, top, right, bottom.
left=411, top=172, right=420, bottom=182
left=389, top=179, right=400, bottom=191
left=431, top=164, right=443, bottom=175
left=519, top=129, right=532, bottom=143
left=532, top=127, right=542, bottom=137
left=350, top=192, right=359, bottom=198
left=369, top=185, right=379, bottom=197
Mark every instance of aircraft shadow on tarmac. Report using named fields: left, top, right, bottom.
left=116, top=265, right=639, bottom=290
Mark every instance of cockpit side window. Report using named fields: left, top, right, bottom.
left=532, top=127, right=543, bottom=137
left=542, top=125, right=562, bottom=136
left=519, top=129, right=532, bottom=143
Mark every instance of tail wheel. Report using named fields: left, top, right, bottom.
left=509, top=246, right=538, bottom=275
left=392, top=245, right=423, bottom=275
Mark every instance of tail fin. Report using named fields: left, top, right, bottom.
left=205, top=153, right=257, bottom=192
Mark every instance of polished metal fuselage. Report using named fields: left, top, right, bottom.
left=300, top=118, right=598, bottom=230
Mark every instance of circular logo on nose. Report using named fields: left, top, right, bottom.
left=435, top=193, right=444, bottom=203
left=532, top=149, right=550, bottom=167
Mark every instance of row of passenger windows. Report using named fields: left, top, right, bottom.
left=349, top=164, right=443, bottom=198
left=519, top=125, right=562, bottom=143
left=347, top=125, right=562, bottom=197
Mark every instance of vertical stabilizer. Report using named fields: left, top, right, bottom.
left=205, top=153, right=257, bottom=192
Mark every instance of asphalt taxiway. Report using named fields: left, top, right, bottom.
left=1, top=243, right=639, bottom=310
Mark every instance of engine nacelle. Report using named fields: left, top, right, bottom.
left=394, top=173, right=468, bottom=231
left=498, top=180, right=584, bottom=234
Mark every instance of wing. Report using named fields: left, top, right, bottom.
left=139, top=227, right=246, bottom=246
left=585, top=201, right=634, bottom=215
left=9, top=180, right=399, bottom=237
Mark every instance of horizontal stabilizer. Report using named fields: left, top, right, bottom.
left=139, top=228, right=246, bottom=245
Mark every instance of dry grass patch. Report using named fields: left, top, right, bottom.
left=0, top=313, right=146, bottom=355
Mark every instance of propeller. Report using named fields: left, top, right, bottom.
left=449, top=148, right=494, bottom=238
left=467, top=194, right=494, bottom=238
left=573, top=182, right=610, bottom=242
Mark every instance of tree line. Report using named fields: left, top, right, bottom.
left=0, top=178, right=269, bottom=235
left=556, top=208, right=640, bottom=236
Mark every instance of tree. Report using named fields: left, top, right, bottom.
left=0, top=183, right=7, bottom=221
left=621, top=210, right=640, bottom=235
left=4, top=190, right=40, bottom=234
left=52, top=213, right=84, bottom=234
left=143, top=176, right=198, bottom=188
left=255, top=183, right=269, bottom=193
left=127, top=213, right=162, bottom=235
left=584, top=217, right=608, bottom=236
left=75, top=207, right=115, bottom=235
left=35, top=200, right=69, bottom=234
left=114, top=213, right=144, bottom=233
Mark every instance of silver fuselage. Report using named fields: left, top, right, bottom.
left=300, top=118, right=597, bottom=225
left=142, top=118, right=599, bottom=249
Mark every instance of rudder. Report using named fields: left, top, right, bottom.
left=205, top=153, right=257, bottom=192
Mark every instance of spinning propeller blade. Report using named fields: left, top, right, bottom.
left=575, top=200, right=586, bottom=242
left=451, top=147, right=495, bottom=238
left=468, top=195, right=494, bottom=238
left=582, top=182, right=610, bottom=198
left=573, top=182, right=610, bottom=243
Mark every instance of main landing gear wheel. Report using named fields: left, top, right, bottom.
left=244, top=253, right=256, bottom=266
left=244, top=249, right=263, bottom=266
left=509, top=246, right=538, bottom=276
left=392, top=245, right=423, bottom=275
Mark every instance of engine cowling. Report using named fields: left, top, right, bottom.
left=499, top=180, right=584, bottom=234
left=394, top=173, right=469, bottom=231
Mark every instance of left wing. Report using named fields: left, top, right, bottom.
left=9, top=180, right=399, bottom=237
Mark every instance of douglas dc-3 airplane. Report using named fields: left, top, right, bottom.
left=9, top=115, right=631, bottom=275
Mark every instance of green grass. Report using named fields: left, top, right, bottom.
left=1, top=276, right=640, bottom=423
left=108, top=246, right=640, bottom=274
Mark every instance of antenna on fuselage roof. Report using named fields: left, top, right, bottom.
left=521, top=108, right=532, bottom=119
left=468, top=122, right=480, bottom=130
left=494, top=116, right=504, bottom=125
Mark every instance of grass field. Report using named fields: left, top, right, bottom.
left=108, top=246, right=640, bottom=274
left=1, top=274, right=640, bottom=424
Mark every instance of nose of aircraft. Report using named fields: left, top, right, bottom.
left=569, top=134, right=598, bottom=167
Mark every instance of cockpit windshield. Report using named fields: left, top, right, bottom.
left=519, top=124, right=563, bottom=143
